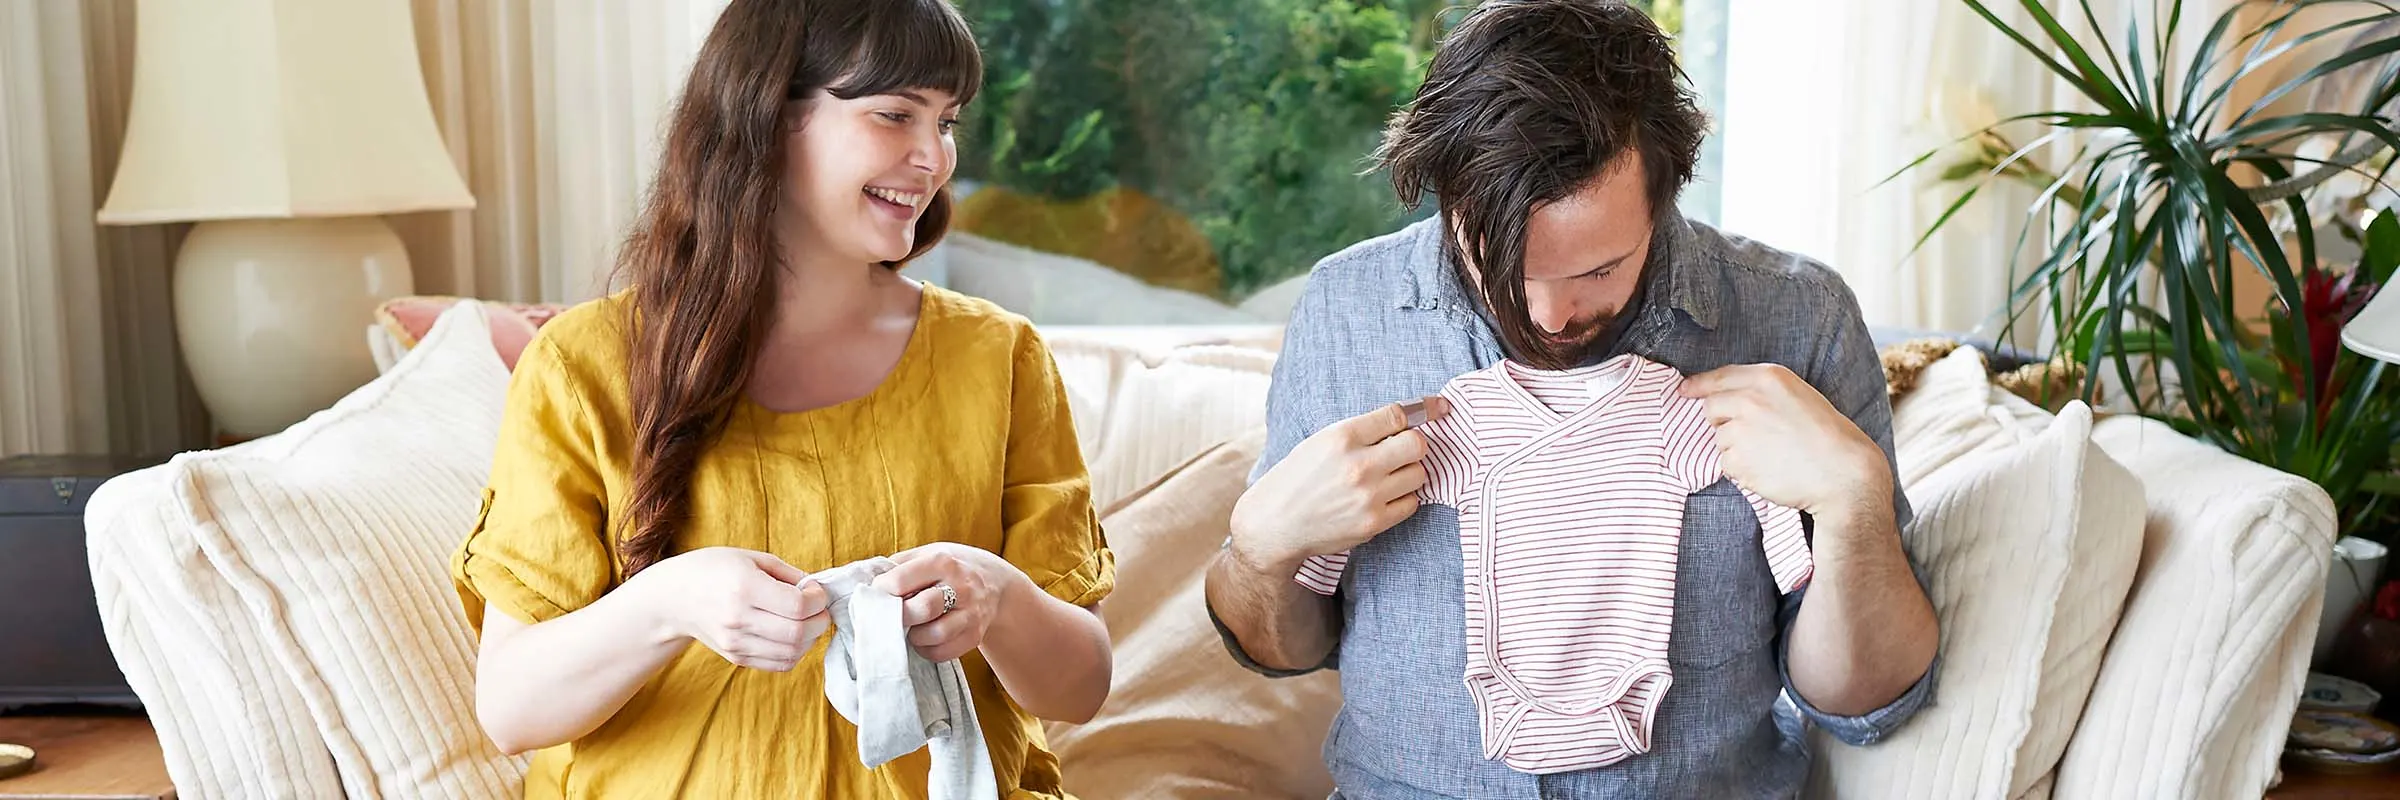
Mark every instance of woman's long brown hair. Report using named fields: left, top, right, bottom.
left=611, top=0, right=981, bottom=577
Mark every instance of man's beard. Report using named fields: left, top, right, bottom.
left=1516, top=308, right=1621, bottom=370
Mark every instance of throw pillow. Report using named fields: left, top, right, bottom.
left=375, top=295, right=568, bottom=371
left=1808, top=401, right=2145, bottom=800
left=1890, top=345, right=2055, bottom=488
left=168, top=300, right=526, bottom=797
left=1881, top=337, right=1962, bottom=401
left=1044, top=430, right=1344, bottom=799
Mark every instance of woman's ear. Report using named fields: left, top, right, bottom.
left=781, top=96, right=812, bottom=133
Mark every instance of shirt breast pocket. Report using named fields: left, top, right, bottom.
left=1668, top=480, right=1785, bottom=670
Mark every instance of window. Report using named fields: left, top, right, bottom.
left=943, top=0, right=1728, bottom=323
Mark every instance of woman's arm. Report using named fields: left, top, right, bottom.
left=874, top=545, right=1111, bottom=723
left=876, top=323, right=1115, bottom=723
left=473, top=584, right=686, bottom=755
left=474, top=547, right=830, bottom=754
left=983, top=582, right=1111, bottom=723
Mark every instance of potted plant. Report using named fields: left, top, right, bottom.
left=943, top=0, right=1684, bottom=300
left=1906, top=0, right=2400, bottom=649
left=946, top=0, right=1432, bottom=299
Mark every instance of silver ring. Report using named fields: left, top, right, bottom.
left=937, top=583, right=958, bottom=613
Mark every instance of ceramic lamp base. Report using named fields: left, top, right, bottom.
left=173, top=217, right=414, bottom=439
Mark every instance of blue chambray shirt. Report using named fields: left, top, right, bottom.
left=1210, top=214, right=1937, bottom=799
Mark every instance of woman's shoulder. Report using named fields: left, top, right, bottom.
left=523, top=291, right=635, bottom=370
left=920, top=282, right=1045, bottom=358
left=510, top=290, right=636, bottom=408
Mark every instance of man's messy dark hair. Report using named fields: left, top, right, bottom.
left=1374, top=0, right=1706, bottom=367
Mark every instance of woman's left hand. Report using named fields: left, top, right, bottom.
left=872, top=542, right=1029, bottom=662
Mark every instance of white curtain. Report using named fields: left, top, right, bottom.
left=398, top=0, right=730, bottom=305
left=0, top=0, right=106, bottom=455
left=1718, top=0, right=2251, bottom=344
left=0, top=0, right=729, bottom=457
left=0, top=0, right=203, bottom=457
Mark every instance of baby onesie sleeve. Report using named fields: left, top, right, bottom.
left=1415, top=382, right=1476, bottom=508
left=1293, top=383, right=1478, bottom=596
left=1748, top=492, right=1812, bottom=594
left=1659, top=392, right=1720, bottom=495
left=1660, top=390, right=1813, bottom=594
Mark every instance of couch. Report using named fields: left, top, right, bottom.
left=82, top=298, right=2336, bottom=799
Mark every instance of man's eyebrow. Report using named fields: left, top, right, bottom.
left=1571, top=249, right=1636, bottom=279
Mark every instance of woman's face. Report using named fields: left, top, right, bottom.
left=783, top=87, right=961, bottom=266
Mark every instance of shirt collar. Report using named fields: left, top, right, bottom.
left=1393, top=211, right=1720, bottom=332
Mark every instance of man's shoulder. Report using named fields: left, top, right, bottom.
left=1685, top=220, right=1858, bottom=311
left=1297, top=216, right=1441, bottom=299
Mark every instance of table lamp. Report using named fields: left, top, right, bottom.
left=96, top=0, right=474, bottom=440
left=2350, top=272, right=2400, bottom=364
left=2335, top=262, right=2400, bottom=661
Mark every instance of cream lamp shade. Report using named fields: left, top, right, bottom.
left=97, top=0, right=475, bottom=439
left=2347, top=275, right=2400, bottom=364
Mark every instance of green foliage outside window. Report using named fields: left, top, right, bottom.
left=950, top=0, right=1680, bottom=299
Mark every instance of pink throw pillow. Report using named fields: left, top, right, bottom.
left=375, top=296, right=567, bottom=371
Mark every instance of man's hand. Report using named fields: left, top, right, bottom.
left=1678, top=364, right=1891, bottom=522
left=1227, top=397, right=1451, bottom=569
left=1682, top=362, right=1937, bottom=717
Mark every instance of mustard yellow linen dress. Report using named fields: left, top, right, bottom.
left=450, top=284, right=1114, bottom=798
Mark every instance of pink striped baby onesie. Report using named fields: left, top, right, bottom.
left=1293, top=354, right=1813, bottom=774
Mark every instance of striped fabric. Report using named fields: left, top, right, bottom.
left=1297, top=354, right=1809, bottom=774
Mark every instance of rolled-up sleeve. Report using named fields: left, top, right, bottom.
left=996, top=325, right=1116, bottom=608
left=1777, top=588, right=1939, bottom=745
left=1206, top=267, right=1347, bottom=677
left=450, top=335, right=615, bottom=631
left=1778, top=278, right=1938, bottom=744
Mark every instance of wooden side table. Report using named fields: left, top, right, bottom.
left=0, top=714, right=173, bottom=800
left=2270, top=763, right=2400, bottom=798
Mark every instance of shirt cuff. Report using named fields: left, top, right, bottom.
left=1779, top=630, right=1938, bottom=746
left=1204, top=594, right=1338, bottom=678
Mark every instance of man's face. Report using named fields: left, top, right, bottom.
left=1459, top=158, right=1656, bottom=367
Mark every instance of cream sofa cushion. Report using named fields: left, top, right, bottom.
left=1890, top=346, right=2050, bottom=487
left=1815, top=365, right=2144, bottom=800
left=92, top=301, right=525, bottom=798
left=1045, top=328, right=1279, bottom=510
left=1045, top=430, right=1343, bottom=799
left=87, top=467, right=347, bottom=797
left=2052, top=415, right=2338, bottom=800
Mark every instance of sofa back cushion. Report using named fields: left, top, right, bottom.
left=1045, top=328, right=1279, bottom=510
left=2052, top=415, right=2339, bottom=799
left=1044, top=430, right=1344, bottom=799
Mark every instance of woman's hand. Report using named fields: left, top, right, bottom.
left=872, top=542, right=1030, bottom=662
left=630, top=546, right=831, bottom=671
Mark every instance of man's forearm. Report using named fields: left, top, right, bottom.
left=1786, top=487, right=1939, bottom=716
left=1204, top=542, right=1342, bottom=672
